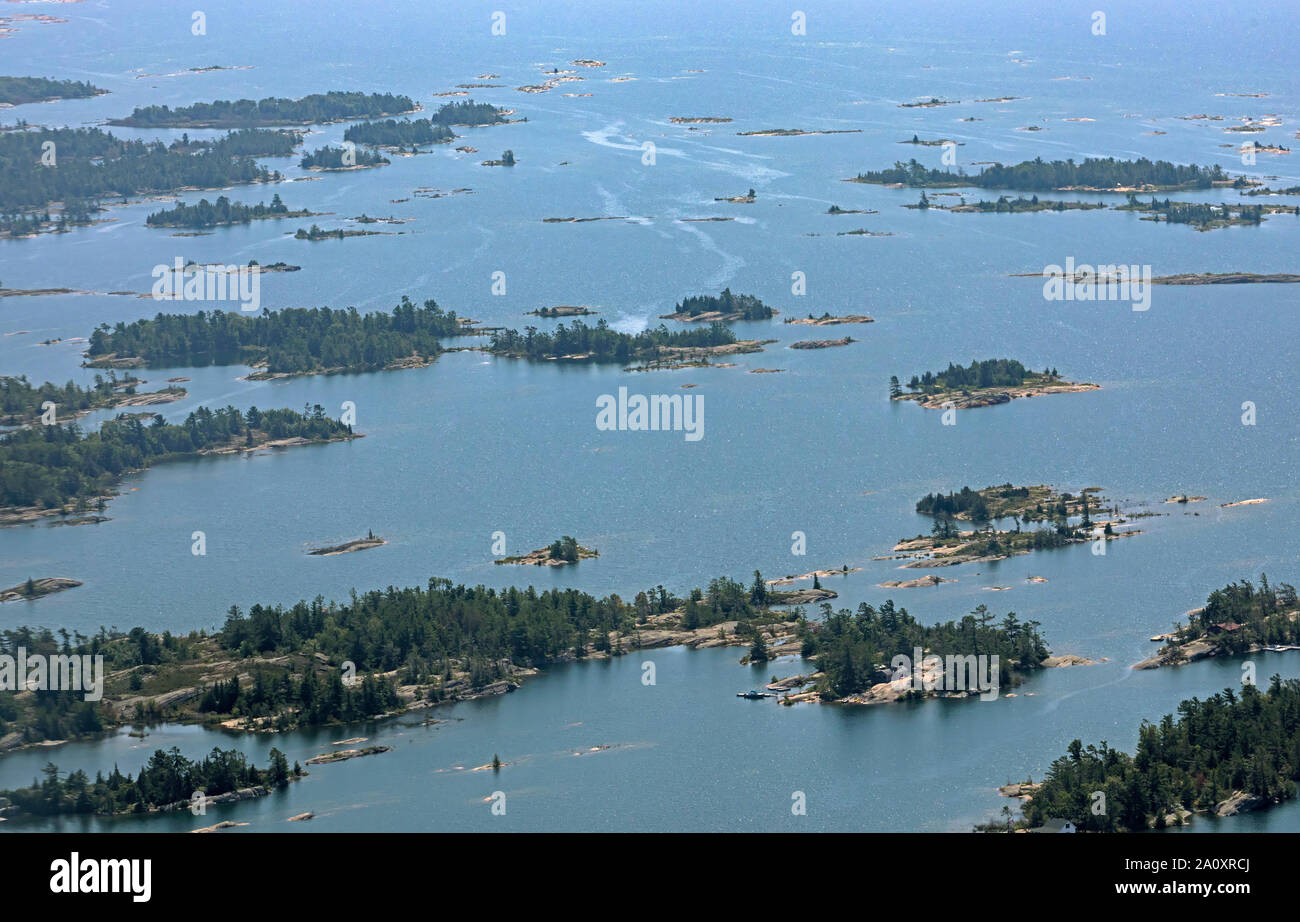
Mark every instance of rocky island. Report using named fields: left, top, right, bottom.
left=495, top=536, right=598, bottom=566
left=526, top=305, right=597, bottom=317
left=889, top=483, right=1135, bottom=569
left=790, top=336, right=855, bottom=349
left=784, top=313, right=873, bottom=326
left=893, top=359, right=1098, bottom=409
left=658, top=289, right=776, bottom=322
left=308, top=531, right=386, bottom=556
left=0, top=577, right=83, bottom=602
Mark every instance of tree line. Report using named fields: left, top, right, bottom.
left=145, top=193, right=299, bottom=227
left=87, top=297, right=465, bottom=374
left=343, top=118, right=455, bottom=147
left=856, top=156, right=1232, bottom=191
left=0, top=405, right=350, bottom=511
left=300, top=146, right=389, bottom=169
left=0, top=127, right=277, bottom=213
left=2, top=746, right=297, bottom=817
left=1021, top=676, right=1300, bottom=831
left=0, top=76, right=103, bottom=106
left=904, top=358, right=1042, bottom=392
left=799, top=600, right=1049, bottom=698
left=109, top=91, right=417, bottom=127
left=488, top=318, right=737, bottom=364
left=0, top=372, right=141, bottom=425
left=430, top=99, right=508, bottom=126
left=175, top=127, right=302, bottom=158
left=671, top=288, right=775, bottom=319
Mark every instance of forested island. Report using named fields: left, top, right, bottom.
left=108, top=91, right=417, bottom=128
left=892, top=359, right=1098, bottom=409
left=0, top=573, right=791, bottom=750
left=797, top=600, right=1049, bottom=702
left=1135, top=576, right=1300, bottom=670
left=851, top=157, right=1237, bottom=192
left=996, top=672, right=1300, bottom=830
left=86, top=297, right=464, bottom=376
left=300, top=146, right=389, bottom=170
left=0, top=76, right=106, bottom=106
left=0, top=405, right=356, bottom=526
left=0, top=746, right=300, bottom=818
left=145, top=193, right=312, bottom=228
left=429, top=99, right=509, bottom=126
left=343, top=117, right=455, bottom=147
left=1, top=203, right=98, bottom=237
left=0, top=127, right=279, bottom=215
left=658, top=289, right=776, bottom=322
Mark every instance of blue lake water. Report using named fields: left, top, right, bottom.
left=0, top=0, right=1297, bottom=831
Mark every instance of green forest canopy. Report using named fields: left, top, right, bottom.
left=109, top=91, right=416, bottom=127
left=0, top=76, right=104, bottom=106
left=854, top=157, right=1233, bottom=191
left=88, top=297, right=464, bottom=374
left=0, top=405, right=349, bottom=511
left=0, top=127, right=277, bottom=212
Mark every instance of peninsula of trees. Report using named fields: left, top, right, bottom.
left=87, top=297, right=465, bottom=375
left=0, top=567, right=1050, bottom=759
left=0, top=127, right=278, bottom=214
left=0, top=76, right=106, bottom=106
left=108, top=91, right=417, bottom=128
left=145, top=193, right=311, bottom=228
left=894, top=359, right=1097, bottom=409
left=1135, top=576, right=1299, bottom=670
left=852, top=157, right=1235, bottom=192
left=1005, top=674, right=1300, bottom=830
left=658, top=289, right=777, bottom=322
left=0, top=405, right=355, bottom=524
left=0, top=372, right=175, bottom=427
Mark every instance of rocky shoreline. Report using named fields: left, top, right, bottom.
left=893, top=381, right=1098, bottom=410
